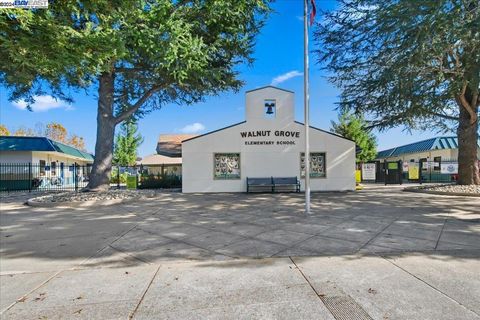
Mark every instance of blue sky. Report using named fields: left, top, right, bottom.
left=0, top=0, right=438, bottom=157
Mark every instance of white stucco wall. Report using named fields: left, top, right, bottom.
left=0, top=151, right=32, bottom=163
left=182, top=87, right=356, bottom=193
left=31, top=151, right=91, bottom=166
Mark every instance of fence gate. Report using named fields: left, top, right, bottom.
left=384, top=161, right=402, bottom=185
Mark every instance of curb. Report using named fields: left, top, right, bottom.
left=403, top=187, right=480, bottom=197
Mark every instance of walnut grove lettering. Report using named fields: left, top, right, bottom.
left=240, top=130, right=300, bottom=146
left=240, top=130, right=300, bottom=138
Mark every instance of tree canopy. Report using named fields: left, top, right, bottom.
left=331, top=112, right=377, bottom=162
left=0, top=124, right=9, bottom=136
left=1, top=122, right=86, bottom=150
left=0, top=0, right=270, bottom=190
left=315, top=0, right=480, bottom=184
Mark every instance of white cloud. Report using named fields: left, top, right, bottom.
left=271, top=70, right=303, bottom=86
left=180, top=122, right=205, bottom=134
left=12, top=95, right=73, bottom=112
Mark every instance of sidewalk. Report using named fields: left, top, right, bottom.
left=1, top=252, right=479, bottom=319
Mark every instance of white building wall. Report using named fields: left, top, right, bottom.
left=31, top=151, right=91, bottom=166
left=182, top=87, right=355, bottom=193
left=0, top=151, right=32, bottom=163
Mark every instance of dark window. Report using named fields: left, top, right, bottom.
left=39, top=160, right=46, bottom=176
left=420, top=158, right=427, bottom=171
left=51, top=162, right=57, bottom=176
left=434, top=156, right=441, bottom=171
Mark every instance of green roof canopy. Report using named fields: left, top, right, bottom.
left=376, top=136, right=480, bottom=159
left=0, top=136, right=94, bottom=161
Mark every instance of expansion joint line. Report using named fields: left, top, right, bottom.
left=357, top=213, right=406, bottom=252
left=434, top=218, right=448, bottom=250
left=0, top=269, right=64, bottom=315
left=128, top=265, right=161, bottom=319
left=379, top=254, right=480, bottom=318
left=288, top=257, right=327, bottom=304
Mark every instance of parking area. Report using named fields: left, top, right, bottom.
left=1, top=186, right=479, bottom=319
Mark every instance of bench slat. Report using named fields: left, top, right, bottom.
left=247, top=176, right=300, bottom=193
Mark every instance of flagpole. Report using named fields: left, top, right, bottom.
left=304, top=0, right=311, bottom=214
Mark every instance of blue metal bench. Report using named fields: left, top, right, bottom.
left=246, top=177, right=300, bottom=193
left=246, top=177, right=274, bottom=193
left=272, top=177, right=301, bottom=193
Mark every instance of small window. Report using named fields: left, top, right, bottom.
left=51, top=162, right=57, bottom=176
left=300, top=152, right=326, bottom=178
left=419, top=158, right=427, bottom=171
left=264, top=99, right=276, bottom=119
left=39, top=160, right=46, bottom=176
left=434, top=156, right=441, bottom=171
left=214, top=153, right=240, bottom=179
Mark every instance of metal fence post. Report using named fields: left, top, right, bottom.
left=419, top=161, right=423, bottom=185
left=117, top=165, right=120, bottom=189
left=398, top=160, right=402, bottom=185
left=74, top=163, right=79, bottom=192
left=384, top=161, right=387, bottom=186
left=28, top=162, right=32, bottom=192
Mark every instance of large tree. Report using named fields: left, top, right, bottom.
left=0, top=0, right=269, bottom=190
left=331, top=111, right=377, bottom=162
left=315, top=0, right=480, bottom=184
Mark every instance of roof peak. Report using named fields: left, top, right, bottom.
left=245, top=85, right=294, bottom=94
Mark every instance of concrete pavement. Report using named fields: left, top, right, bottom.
left=1, top=186, right=479, bottom=319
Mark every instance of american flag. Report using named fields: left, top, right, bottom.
left=310, top=0, right=316, bottom=26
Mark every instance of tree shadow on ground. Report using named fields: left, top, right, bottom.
left=0, top=187, right=479, bottom=272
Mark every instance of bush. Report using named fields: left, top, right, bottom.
left=110, top=169, right=129, bottom=184
left=138, top=174, right=181, bottom=189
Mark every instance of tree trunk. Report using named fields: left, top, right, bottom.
left=457, top=103, right=479, bottom=185
left=85, top=72, right=116, bottom=191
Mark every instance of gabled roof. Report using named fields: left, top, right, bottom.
left=0, top=136, right=94, bottom=161
left=376, top=147, right=396, bottom=158
left=294, top=121, right=355, bottom=143
left=156, top=134, right=198, bottom=157
left=245, top=85, right=294, bottom=94
left=182, top=122, right=246, bottom=143
left=376, top=136, right=480, bottom=158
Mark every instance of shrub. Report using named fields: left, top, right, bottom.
left=138, top=174, right=181, bottom=189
